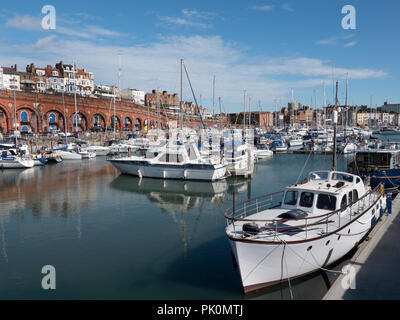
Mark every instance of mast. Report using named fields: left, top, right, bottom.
left=219, top=97, right=222, bottom=129
left=333, top=81, right=339, bottom=171
left=13, top=90, right=17, bottom=145
left=62, top=91, right=68, bottom=145
left=73, top=62, right=78, bottom=134
left=243, top=90, right=246, bottom=131
left=180, top=59, right=183, bottom=130
left=113, top=86, right=116, bottom=138
left=212, top=75, right=216, bottom=128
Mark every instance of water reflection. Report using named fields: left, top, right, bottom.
left=0, top=160, right=118, bottom=245
left=110, top=176, right=229, bottom=258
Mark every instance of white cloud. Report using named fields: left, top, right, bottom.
left=5, top=14, right=124, bottom=40
left=0, top=35, right=386, bottom=112
left=249, top=5, right=276, bottom=12
left=345, top=41, right=357, bottom=48
left=315, top=34, right=356, bottom=47
left=6, top=15, right=42, bottom=30
left=33, top=35, right=57, bottom=49
left=157, top=8, right=217, bottom=29
left=281, top=3, right=294, bottom=12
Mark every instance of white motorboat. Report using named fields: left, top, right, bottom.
left=0, top=150, right=34, bottom=169
left=254, top=145, right=273, bottom=160
left=288, top=138, right=304, bottom=150
left=53, top=148, right=82, bottom=160
left=86, top=145, right=110, bottom=156
left=224, top=141, right=254, bottom=177
left=108, top=142, right=227, bottom=181
left=225, top=170, right=386, bottom=293
left=78, top=149, right=97, bottom=159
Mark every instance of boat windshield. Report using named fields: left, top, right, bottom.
left=284, top=191, right=298, bottom=206
left=316, top=194, right=337, bottom=211
left=309, top=171, right=329, bottom=181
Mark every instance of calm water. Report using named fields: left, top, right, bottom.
left=0, top=152, right=354, bottom=300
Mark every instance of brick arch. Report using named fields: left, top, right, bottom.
left=45, top=110, right=65, bottom=133
left=110, top=115, right=121, bottom=131
left=17, top=105, right=40, bottom=133
left=92, top=113, right=107, bottom=129
left=0, top=104, right=10, bottom=134
left=123, top=116, right=133, bottom=131
left=69, top=111, right=88, bottom=132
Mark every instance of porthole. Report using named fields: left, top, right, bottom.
left=348, top=229, right=351, bottom=234
left=307, top=246, right=312, bottom=251
left=326, top=241, right=330, bottom=246
left=338, top=235, right=341, bottom=240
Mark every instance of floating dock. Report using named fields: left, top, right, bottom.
left=323, top=195, right=400, bottom=300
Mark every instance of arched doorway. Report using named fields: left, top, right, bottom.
left=134, top=118, right=142, bottom=131
left=93, top=114, right=106, bottom=131
left=71, top=112, right=88, bottom=133
left=0, top=106, right=9, bottom=134
left=47, top=111, right=64, bottom=133
left=124, top=117, right=132, bottom=131
left=110, top=116, right=121, bottom=131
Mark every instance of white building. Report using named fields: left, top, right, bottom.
left=76, top=69, right=94, bottom=96
left=121, top=89, right=145, bottom=105
left=94, top=85, right=119, bottom=99
left=46, top=68, right=65, bottom=93
left=1, top=65, right=20, bottom=90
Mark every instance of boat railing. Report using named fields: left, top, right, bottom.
left=225, top=184, right=384, bottom=240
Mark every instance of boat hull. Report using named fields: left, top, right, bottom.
left=109, top=160, right=227, bottom=181
left=229, top=203, right=384, bottom=293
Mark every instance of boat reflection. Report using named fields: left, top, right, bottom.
left=110, top=176, right=229, bottom=258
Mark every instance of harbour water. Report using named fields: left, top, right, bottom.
left=0, top=151, right=357, bottom=300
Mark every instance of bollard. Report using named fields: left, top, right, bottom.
left=387, top=193, right=392, bottom=215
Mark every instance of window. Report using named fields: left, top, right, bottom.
left=300, top=192, right=314, bottom=208
left=284, top=191, right=298, bottom=206
left=348, top=191, right=353, bottom=204
left=0, top=112, right=3, bottom=119
left=49, top=113, right=56, bottom=124
left=20, top=111, right=29, bottom=123
left=341, top=194, right=348, bottom=210
left=317, top=194, right=337, bottom=211
left=353, top=190, right=359, bottom=202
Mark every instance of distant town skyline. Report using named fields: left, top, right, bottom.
left=0, top=1, right=398, bottom=112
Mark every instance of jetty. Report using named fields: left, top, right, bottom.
left=323, top=194, right=400, bottom=300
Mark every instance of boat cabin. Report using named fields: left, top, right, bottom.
left=281, top=171, right=366, bottom=215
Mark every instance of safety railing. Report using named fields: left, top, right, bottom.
left=225, top=184, right=384, bottom=241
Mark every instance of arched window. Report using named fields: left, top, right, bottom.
left=73, top=114, right=80, bottom=125
left=94, top=115, right=99, bottom=125
left=21, top=125, right=29, bottom=133
left=49, top=113, right=56, bottom=124
left=21, top=111, right=29, bottom=123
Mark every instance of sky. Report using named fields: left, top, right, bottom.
left=0, top=0, right=399, bottom=113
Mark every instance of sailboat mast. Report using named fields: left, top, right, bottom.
left=73, top=62, right=78, bottom=134
left=62, top=91, right=68, bottom=145
left=333, top=81, right=339, bottom=171
left=180, top=59, right=183, bottom=130
left=13, top=90, right=17, bottom=145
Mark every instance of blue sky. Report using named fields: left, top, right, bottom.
left=0, top=0, right=399, bottom=112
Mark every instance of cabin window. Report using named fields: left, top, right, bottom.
left=353, top=190, right=359, bottom=202
left=317, top=194, right=337, bottom=211
left=284, top=191, right=298, bottom=206
left=348, top=191, right=353, bottom=204
left=300, top=192, right=314, bottom=208
left=356, top=178, right=361, bottom=184
left=341, top=194, right=348, bottom=210
left=332, top=173, right=353, bottom=183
